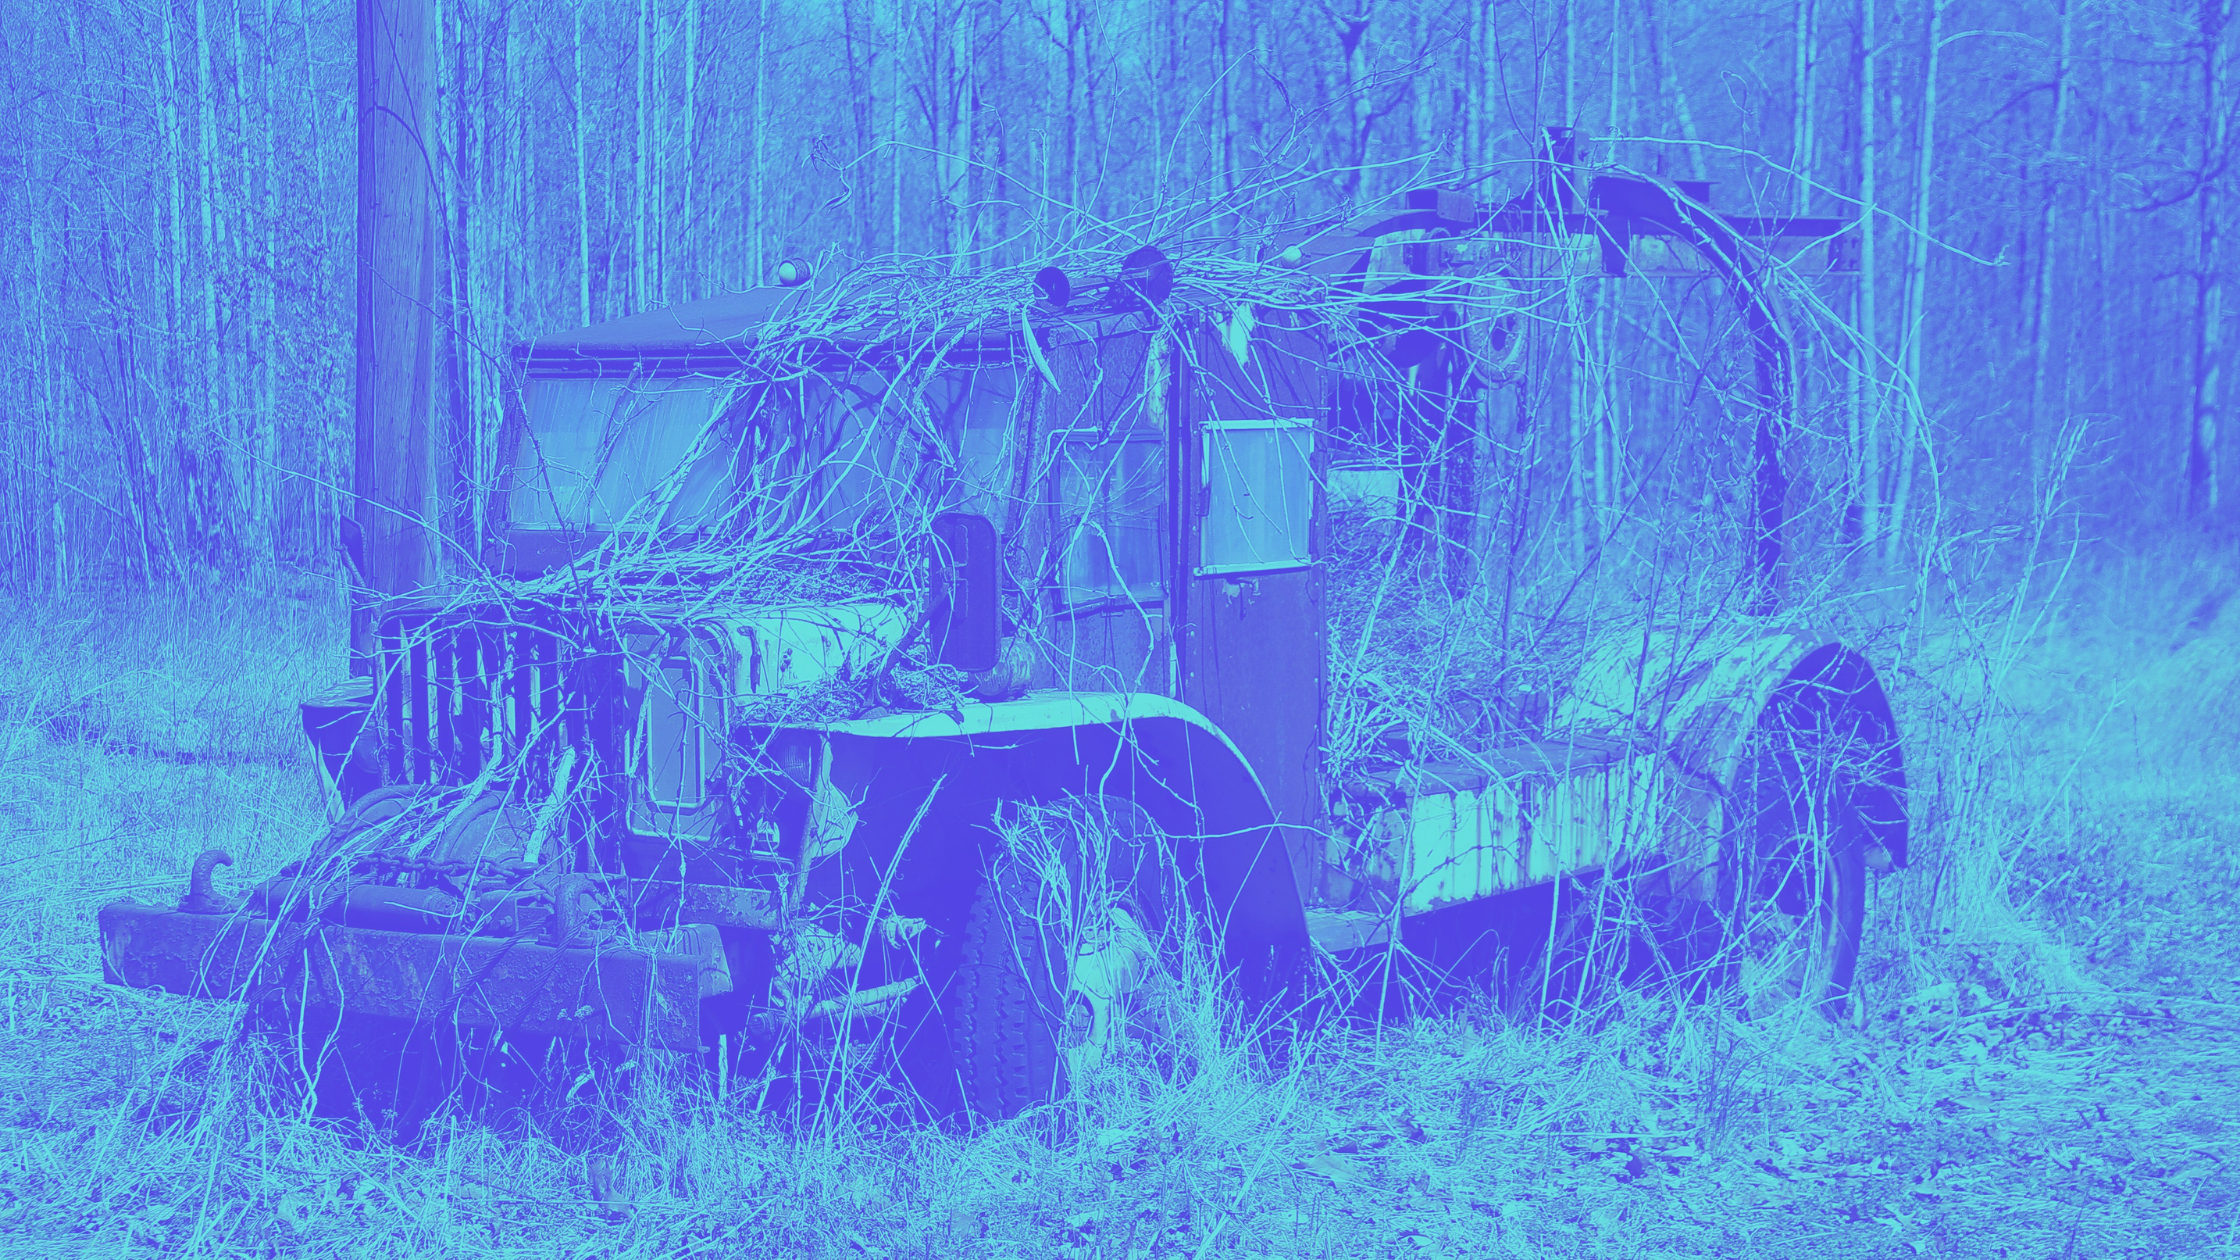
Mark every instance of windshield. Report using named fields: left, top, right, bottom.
left=507, top=364, right=1034, bottom=546
left=510, top=375, right=737, bottom=531
left=924, top=366, right=1025, bottom=518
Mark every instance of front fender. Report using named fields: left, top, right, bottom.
left=788, top=690, right=1310, bottom=1016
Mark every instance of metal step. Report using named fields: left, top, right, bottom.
left=1304, top=908, right=1395, bottom=954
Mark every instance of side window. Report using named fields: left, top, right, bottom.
left=1056, top=433, right=1164, bottom=606
left=1198, top=419, right=1315, bottom=575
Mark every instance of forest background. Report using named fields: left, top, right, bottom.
left=0, top=0, right=2227, bottom=592
left=5, top=3, right=2240, bottom=1256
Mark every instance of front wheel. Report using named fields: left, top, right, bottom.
left=943, top=796, right=1171, bottom=1127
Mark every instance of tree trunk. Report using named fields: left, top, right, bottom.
left=1640, top=0, right=1705, bottom=178
left=751, top=0, right=770, bottom=280
left=356, top=0, right=448, bottom=618
left=2191, top=0, right=2232, bottom=519
left=1886, top=0, right=1943, bottom=560
left=683, top=0, right=699, bottom=277
left=574, top=3, right=592, bottom=325
left=634, top=0, right=651, bottom=309
left=1850, top=0, right=1881, bottom=551
left=943, top=1, right=975, bottom=268
left=2028, top=0, right=2072, bottom=504
left=1794, top=0, right=1817, bottom=215
left=1217, top=0, right=1236, bottom=207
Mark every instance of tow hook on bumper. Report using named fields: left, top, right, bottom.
left=96, top=900, right=726, bottom=1051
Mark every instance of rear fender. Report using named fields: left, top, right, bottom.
left=1558, top=627, right=1909, bottom=898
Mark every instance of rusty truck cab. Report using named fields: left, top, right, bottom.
left=483, top=275, right=1338, bottom=887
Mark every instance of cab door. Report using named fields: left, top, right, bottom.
left=1174, top=310, right=1329, bottom=868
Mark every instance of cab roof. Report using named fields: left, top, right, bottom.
left=509, top=230, right=1384, bottom=380
left=512, top=285, right=856, bottom=378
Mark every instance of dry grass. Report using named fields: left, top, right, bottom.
left=0, top=549, right=2235, bottom=1258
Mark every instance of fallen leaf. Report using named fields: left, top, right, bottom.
left=275, top=1192, right=317, bottom=1229
left=1296, top=1152, right=1365, bottom=1186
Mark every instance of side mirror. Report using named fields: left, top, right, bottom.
left=928, top=512, right=1002, bottom=672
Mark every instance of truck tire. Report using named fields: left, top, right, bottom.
left=944, top=795, right=1171, bottom=1128
left=1724, top=782, right=1867, bottom=1022
left=948, top=853, right=1068, bottom=1124
left=1719, top=696, right=1872, bottom=1021
left=1520, top=719, right=1872, bottom=1025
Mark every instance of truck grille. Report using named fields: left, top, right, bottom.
left=376, top=613, right=590, bottom=786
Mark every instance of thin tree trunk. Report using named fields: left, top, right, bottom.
left=1414, top=0, right=1435, bottom=170
left=1341, top=7, right=1372, bottom=196
left=1217, top=0, right=1236, bottom=206
left=2028, top=0, right=2072, bottom=502
left=1640, top=0, right=1706, bottom=178
left=1852, top=0, right=1881, bottom=550
left=882, top=0, right=900, bottom=255
left=257, top=0, right=281, bottom=575
left=575, top=3, right=592, bottom=324
left=1597, top=0, right=1623, bottom=522
left=944, top=1, right=975, bottom=268
left=634, top=0, right=651, bottom=309
left=1063, top=0, right=1083, bottom=220
left=1562, top=0, right=1575, bottom=125
left=2191, top=0, right=2232, bottom=518
left=194, top=0, right=226, bottom=577
left=751, top=0, right=769, bottom=280
left=1886, top=0, right=1943, bottom=559
left=683, top=0, right=698, bottom=287
left=840, top=0, right=872, bottom=250
left=1794, top=0, right=1817, bottom=214
left=1471, top=0, right=1489, bottom=174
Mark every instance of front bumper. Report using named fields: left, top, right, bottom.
left=97, top=901, right=724, bottom=1051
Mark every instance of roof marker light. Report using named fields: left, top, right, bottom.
left=1034, top=266, right=1072, bottom=309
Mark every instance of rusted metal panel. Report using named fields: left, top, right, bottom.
left=1329, top=735, right=1666, bottom=914
left=1522, top=754, right=1665, bottom=887
left=1396, top=781, right=1522, bottom=912
left=97, top=901, right=713, bottom=1051
left=99, top=900, right=308, bottom=1000
left=1176, top=314, right=1329, bottom=886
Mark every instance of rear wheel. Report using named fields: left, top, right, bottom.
left=1724, top=784, right=1867, bottom=1022
left=944, top=795, right=1171, bottom=1127
left=1540, top=726, right=1871, bottom=1023
left=1719, top=692, right=1872, bottom=1022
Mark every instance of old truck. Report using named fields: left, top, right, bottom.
left=95, top=168, right=1908, bottom=1135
